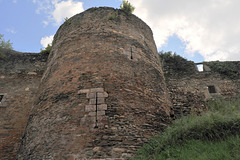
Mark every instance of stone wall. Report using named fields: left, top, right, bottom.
left=166, top=70, right=240, bottom=119
left=2, top=7, right=240, bottom=160
left=160, top=53, right=240, bottom=119
left=17, top=7, right=172, bottom=159
left=0, top=50, right=48, bottom=159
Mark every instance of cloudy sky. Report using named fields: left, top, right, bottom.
left=1, top=0, right=239, bottom=62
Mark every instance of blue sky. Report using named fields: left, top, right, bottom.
left=1, top=0, right=240, bottom=62
left=0, top=0, right=121, bottom=52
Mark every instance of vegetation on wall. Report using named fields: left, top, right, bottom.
left=0, top=34, right=13, bottom=59
left=204, top=61, right=240, bottom=79
left=0, top=34, right=13, bottom=50
left=108, top=10, right=120, bottom=21
left=134, top=96, right=240, bottom=159
left=159, top=51, right=196, bottom=78
left=120, top=0, right=135, bottom=15
left=40, top=44, right=52, bottom=55
left=64, top=17, right=72, bottom=25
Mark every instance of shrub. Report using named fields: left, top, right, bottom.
left=64, top=17, right=71, bottom=25
left=157, top=136, right=240, bottom=160
left=108, top=10, right=120, bottom=21
left=204, top=61, right=240, bottom=79
left=0, top=34, right=13, bottom=49
left=0, top=34, right=13, bottom=59
left=159, top=51, right=196, bottom=78
left=40, top=44, right=51, bottom=54
left=134, top=96, right=240, bottom=159
left=120, top=0, right=135, bottom=15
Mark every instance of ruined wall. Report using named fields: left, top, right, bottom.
left=3, top=7, right=239, bottom=160
left=17, top=7, right=172, bottom=159
left=0, top=49, right=48, bottom=159
left=167, top=72, right=240, bottom=119
left=164, top=60, right=240, bottom=119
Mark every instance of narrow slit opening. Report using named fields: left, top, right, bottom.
left=94, top=92, right=98, bottom=128
left=130, top=47, right=133, bottom=60
left=0, top=95, right=4, bottom=104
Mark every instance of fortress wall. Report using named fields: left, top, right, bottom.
left=0, top=50, right=47, bottom=159
left=17, top=7, right=172, bottom=159
left=1, top=8, right=240, bottom=159
left=167, top=73, right=239, bottom=119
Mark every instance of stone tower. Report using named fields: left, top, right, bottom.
left=17, top=7, right=171, bottom=159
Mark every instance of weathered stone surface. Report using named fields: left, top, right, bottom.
left=78, top=89, right=90, bottom=94
left=166, top=71, right=239, bottom=119
left=86, top=105, right=96, bottom=112
left=0, top=50, right=47, bottom=159
left=17, top=7, right=171, bottom=160
left=27, top=71, right=37, bottom=75
left=1, top=7, right=240, bottom=160
left=87, top=92, right=97, bottom=98
left=0, top=48, right=48, bottom=76
left=98, top=104, right=108, bottom=111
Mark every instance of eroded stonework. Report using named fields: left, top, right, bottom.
left=1, top=7, right=240, bottom=160
left=78, top=88, right=109, bottom=129
left=17, top=7, right=171, bottom=159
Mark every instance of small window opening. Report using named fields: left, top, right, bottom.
left=197, top=64, right=203, bottom=72
left=130, top=47, right=133, bottom=59
left=0, top=95, right=4, bottom=103
left=208, top=85, right=216, bottom=94
left=94, top=92, right=98, bottom=129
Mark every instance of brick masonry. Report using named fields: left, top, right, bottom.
left=166, top=72, right=240, bottom=119
left=17, top=7, right=172, bottom=159
left=1, top=7, right=240, bottom=160
left=0, top=51, right=48, bottom=159
left=79, top=88, right=109, bottom=129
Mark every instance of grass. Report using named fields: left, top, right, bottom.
left=157, top=136, right=240, bottom=160
left=133, top=96, right=240, bottom=160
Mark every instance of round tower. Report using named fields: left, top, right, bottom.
left=18, top=7, right=171, bottom=159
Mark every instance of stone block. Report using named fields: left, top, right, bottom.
left=98, top=104, right=107, bottom=111
left=112, top=148, right=126, bottom=153
left=97, top=92, right=104, bottom=98
left=103, top=92, right=108, bottom=97
left=97, top=92, right=108, bottom=98
left=93, top=147, right=101, bottom=152
left=90, top=88, right=104, bottom=93
left=87, top=92, right=97, bottom=98
left=88, top=111, right=105, bottom=116
left=78, top=89, right=90, bottom=94
left=97, top=111, right=105, bottom=116
left=89, top=98, right=97, bottom=105
left=85, top=105, right=96, bottom=112
left=89, top=112, right=96, bottom=116
left=27, top=72, right=37, bottom=75
left=97, top=98, right=105, bottom=104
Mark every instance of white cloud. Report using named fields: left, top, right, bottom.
left=42, top=20, right=49, bottom=27
left=6, top=28, right=17, bottom=34
left=32, top=0, right=84, bottom=26
left=52, top=0, right=84, bottom=25
left=32, top=0, right=52, bottom=14
left=40, top=35, right=54, bottom=48
left=128, top=0, right=240, bottom=61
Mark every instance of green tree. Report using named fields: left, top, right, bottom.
left=120, top=0, right=135, bottom=15
left=0, top=34, right=13, bottom=59
left=0, top=34, right=13, bottom=49
left=40, top=44, right=52, bottom=54
left=159, top=51, right=196, bottom=78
